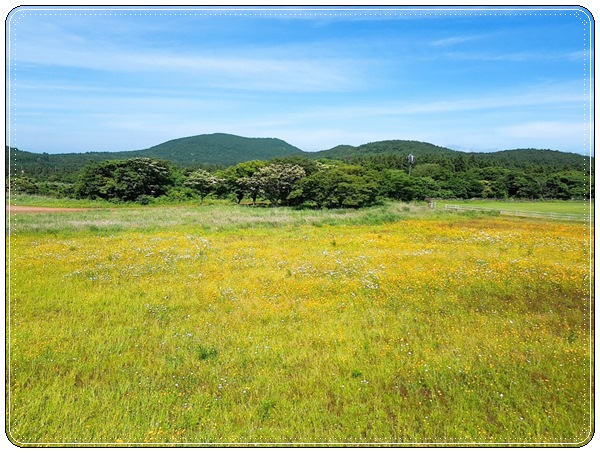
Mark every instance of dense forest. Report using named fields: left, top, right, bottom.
left=6, top=133, right=302, bottom=177
left=5, top=134, right=594, bottom=207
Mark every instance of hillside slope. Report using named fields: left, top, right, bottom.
left=312, top=140, right=457, bottom=159
left=134, top=133, right=304, bottom=166
left=6, top=133, right=305, bottom=177
left=312, top=141, right=590, bottom=172
left=6, top=134, right=592, bottom=179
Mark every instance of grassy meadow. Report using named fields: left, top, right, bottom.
left=443, top=199, right=593, bottom=216
left=6, top=202, right=594, bottom=446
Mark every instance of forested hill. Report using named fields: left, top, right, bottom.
left=7, top=148, right=130, bottom=178
left=312, top=140, right=457, bottom=160
left=6, top=133, right=304, bottom=178
left=312, top=140, right=591, bottom=172
left=5, top=134, right=592, bottom=179
left=469, top=148, right=591, bottom=170
left=137, top=133, right=303, bottom=166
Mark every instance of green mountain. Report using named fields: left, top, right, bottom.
left=312, top=140, right=590, bottom=172
left=311, top=140, right=457, bottom=159
left=134, top=133, right=304, bottom=167
left=5, top=134, right=592, bottom=180
left=468, top=148, right=592, bottom=170
left=6, top=133, right=303, bottom=176
left=6, top=147, right=125, bottom=180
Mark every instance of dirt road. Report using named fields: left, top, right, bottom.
left=6, top=205, right=92, bottom=214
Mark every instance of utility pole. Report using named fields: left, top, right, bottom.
left=407, top=153, right=416, bottom=175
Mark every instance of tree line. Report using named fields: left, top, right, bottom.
left=8, top=155, right=593, bottom=207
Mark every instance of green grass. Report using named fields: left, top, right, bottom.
left=7, top=194, right=123, bottom=208
left=7, top=194, right=593, bottom=219
left=8, top=194, right=593, bottom=215
left=443, top=200, right=593, bottom=216
left=6, top=202, right=435, bottom=236
left=6, top=193, right=209, bottom=208
left=6, top=204, right=594, bottom=446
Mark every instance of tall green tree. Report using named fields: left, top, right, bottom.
left=74, top=158, right=173, bottom=202
left=295, top=164, right=380, bottom=208
left=545, top=171, right=591, bottom=200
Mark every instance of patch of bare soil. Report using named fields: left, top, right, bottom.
left=6, top=205, right=93, bottom=214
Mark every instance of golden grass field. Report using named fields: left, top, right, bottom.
left=6, top=203, right=594, bottom=446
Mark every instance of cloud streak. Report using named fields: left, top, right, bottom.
left=11, top=22, right=363, bottom=93
left=430, top=35, right=477, bottom=47
left=15, top=51, right=360, bottom=93
left=440, top=49, right=589, bottom=62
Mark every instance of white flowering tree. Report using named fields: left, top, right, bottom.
left=184, top=169, right=221, bottom=204
left=237, top=175, right=262, bottom=205
left=252, top=164, right=306, bottom=206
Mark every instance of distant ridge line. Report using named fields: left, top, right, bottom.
left=6, top=132, right=592, bottom=177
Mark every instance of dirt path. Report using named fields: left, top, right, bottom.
left=6, top=205, right=93, bottom=213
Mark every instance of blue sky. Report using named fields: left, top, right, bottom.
left=6, top=5, right=593, bottom=155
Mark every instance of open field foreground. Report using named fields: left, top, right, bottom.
left=6, top=204, right=593, bottom=446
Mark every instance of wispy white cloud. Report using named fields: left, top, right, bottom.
left=252, top=81, right=587, bottom=124
left=498, top=121, right=587, bottom=141
left=15, top=51, right=359, bottom=93
left=440, top=49, right=589, bottom=62
left=131, top=54, right=357, bottom=92
left=10, top=22, right=362, bottom=93
left=430, top=35, right=476, bottom=47
left=392, top=83, right=585, bottom=114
